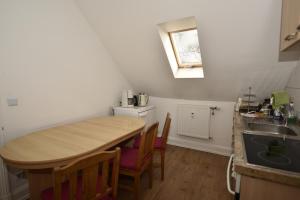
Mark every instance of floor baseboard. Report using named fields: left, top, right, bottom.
left=167, top=136, right=232, bottom=156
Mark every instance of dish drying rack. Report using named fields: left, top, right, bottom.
left=243, top=87, right=257, bottom=113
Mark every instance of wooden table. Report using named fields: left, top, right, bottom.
left=0, top=116, right=145, bottom=199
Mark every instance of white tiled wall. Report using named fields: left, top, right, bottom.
left=149, top=96, right=235, bottom=156
left=286, top=61, right=300, bottom=117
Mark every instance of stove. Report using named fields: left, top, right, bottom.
left=243, top=133, right=300, bottom=173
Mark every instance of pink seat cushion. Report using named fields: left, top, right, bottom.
left=120, top=147, right=151, bottom=170
left=154, top=137, right=164, bottom=149
left=133, top=136, right=164, bottom=149
left=120, top=147, right=139, bottom=170
left=133, top=135, right=141, bottom=148
left=41, top=175, right=114, bottom=200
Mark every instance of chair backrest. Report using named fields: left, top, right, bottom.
left=161, top=113, right=171, bottom=148
left=136, top=122, right=159, bottom=169
left=53, top=148, right=120, bottom=200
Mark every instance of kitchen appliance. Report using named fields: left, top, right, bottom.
left=133, top=95, right=138, bottom=106
left=137, top=93, right=149, bottom=107
left=243, top=132, right=300, bottom=173
left=113, top=105, right=155, bottom=129
left=121, top=90, right=134, bottom=108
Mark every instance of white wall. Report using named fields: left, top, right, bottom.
left=149, top=97, right=235, bottom=156
left=76, top=0, right=299, bottom=102
left=0, top=0, right=131, bottom=142
left=286, top=60, right=300, bottom=114
left=0, top=1, right=132, bottom=198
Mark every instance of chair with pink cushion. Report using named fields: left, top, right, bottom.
left=133, top=113, right=171, bottom=181
left=119, top=122, right=159, bottom=200
left=41, top=147, right=120, bottom=200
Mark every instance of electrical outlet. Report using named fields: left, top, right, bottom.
left=7, top=97, right=18, bottom=106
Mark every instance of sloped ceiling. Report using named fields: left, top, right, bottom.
left=75, top=0, right=300, bottom=101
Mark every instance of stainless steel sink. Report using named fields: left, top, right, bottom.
left=247, top=122, right=297, bottom=136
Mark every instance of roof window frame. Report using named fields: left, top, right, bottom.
left=168, top=28, right=202, bottom=68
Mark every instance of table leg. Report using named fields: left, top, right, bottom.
left=26, top=169, right=52, bottom=200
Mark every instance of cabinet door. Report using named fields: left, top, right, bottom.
left=280, top=0, right=300, bottom=51
left=240, top=176, right=300, bottom=200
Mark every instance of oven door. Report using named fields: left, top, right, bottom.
left=227, top=154, right=241, bottom=200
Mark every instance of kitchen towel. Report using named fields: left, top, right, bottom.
left=271, top=91, right=289, bottom=109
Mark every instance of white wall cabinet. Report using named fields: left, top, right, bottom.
left=280, top=0, right=300, bottom=51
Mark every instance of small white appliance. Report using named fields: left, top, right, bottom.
left=137, top=93, right=149, bottom=107
left=113, top=105, right=156, bottom=128
left=121, top=90, right=134, bottom=108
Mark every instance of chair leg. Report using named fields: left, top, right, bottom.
left=133, top=174, right=140, bottom=200
left=148, top=160, right=153, bottom=188
left=160, top=150, right=165, bottom=181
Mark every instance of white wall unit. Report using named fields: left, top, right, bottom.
left=177, top=104, right=210, bottom=139
left=149, top=96, right=235, bottom=156
left=113, top=105, right=156, bottom=129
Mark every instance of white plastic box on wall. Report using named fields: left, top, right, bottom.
left=177, top=104, right=211, bottom=139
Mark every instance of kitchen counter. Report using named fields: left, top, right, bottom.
left=233, top=112, right=300, bottom=187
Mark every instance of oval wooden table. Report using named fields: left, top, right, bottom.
left=0, top=116, right=145, bottom=200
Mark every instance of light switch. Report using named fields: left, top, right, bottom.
left=7, top=97, right=18, bottom=106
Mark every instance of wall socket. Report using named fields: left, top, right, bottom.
left=7, top=97, right=18, bottom=106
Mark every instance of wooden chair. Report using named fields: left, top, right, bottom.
left=41, top=148, right=121, bottom=200
left=155, top=113, right=171, bottom=181
left=133, top=113, right=171, bottom=181
left=119, top=122, right=159, bottom=200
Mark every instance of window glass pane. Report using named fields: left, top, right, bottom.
left=170, top=29, right=202, bottom=67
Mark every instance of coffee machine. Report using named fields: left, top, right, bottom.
left=121, top=90, right=134, bottom=108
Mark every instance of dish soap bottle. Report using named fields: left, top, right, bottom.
left=286, top=101, right=297, bottom=123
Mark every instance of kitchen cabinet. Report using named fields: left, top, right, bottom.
left=280, top=0, right=300, bottom=51
left=232, top=112, right=300, bottom=199
left=240, top=175, right=300, bottom=200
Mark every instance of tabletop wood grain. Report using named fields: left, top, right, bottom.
left=0, top=116, right=145, bottom=169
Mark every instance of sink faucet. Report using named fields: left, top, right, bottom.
left=278, top=105, right=288, bottom=127
left=282, top=114, right=288, bottom=127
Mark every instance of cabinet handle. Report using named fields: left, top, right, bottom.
left=226, top=154, right=235, bottom=195
left=285, top=32, right=298, bottom=41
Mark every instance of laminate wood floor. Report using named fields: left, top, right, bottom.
left=117, top=145, right=233, bottom=200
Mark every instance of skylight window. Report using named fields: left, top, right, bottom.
left=157, top=16, right=204, bottom=78
left=169, top=28, right=202, bottom=68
